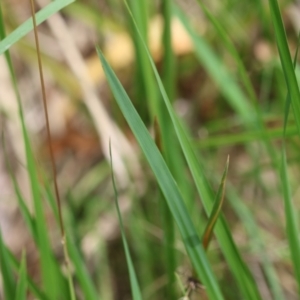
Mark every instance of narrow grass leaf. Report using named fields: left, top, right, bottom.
left=195, top=126, right=298, bottom=148
left=2, top=136, right=37, bottom=240
left=280, top=148, right=300, bottom=291
left=109, top=143, right=143, bottom=300
left=15, top=251, right=27, bottom=300
left=196, top=1, right=256, bottom=103
left=7, top=246, right=49, bottom=300
left=173, top=5, right=254, bottom=125
left=0, top=0, right=75, bottom=55
left=98, top=49, right=224, bottom=300
left=155, top=3, right=188, bottom=293
left=268, top=0, right=300, bottom=134
left=67, top=236, right=98, bottom=300
left=0, top=231, right=15, bottom=300
left=202, top=157, right=229, bottom=250
left=127, top=0, right=158, bottom=119
left=0, top=11, right=68, bottom=299
left=123, top=5, right=262, bottom=299
left=283, top=32, right=300, bottom=134
left=42, top=182, right=59, bottom=222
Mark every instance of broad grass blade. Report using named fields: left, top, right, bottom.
left=97, top=48, right=224, bottom=300
left=123, top=4, right=262, bottom=299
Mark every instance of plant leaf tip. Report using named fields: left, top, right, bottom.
left=226, top=155, right=230, bottom=167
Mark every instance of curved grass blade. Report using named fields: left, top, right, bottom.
left=123, top=4, right=262, bottom=299
left=202, top=157, right=229, bottom=250
left=98, top=48, right=224, bottom=300
left=15, top=251, right=27, bottom=300
left=0, top=0, right=75, bottom=55
left=268, top=0, right=300, bottom=134
left=109, top=142, right=143, bottom=300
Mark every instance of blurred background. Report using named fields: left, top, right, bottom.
left=1, top=0, right=300, bottom=299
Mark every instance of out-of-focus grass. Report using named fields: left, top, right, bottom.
left=0, top=0, right=300, bottom=299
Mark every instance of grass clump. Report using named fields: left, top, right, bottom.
left=0, top=0, right=299, bottom=299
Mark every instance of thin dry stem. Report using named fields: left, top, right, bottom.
left=29, top=0, right=64, bottom=236
left=29, top=1, right=75, bottom=299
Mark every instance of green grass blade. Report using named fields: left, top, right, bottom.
left=109, top=142, right=143, bottom=300
left=7, top=248, right=49, bottom=300
left=153, top=2, right=189, bottom=294
left=280, top=148, right=300, bottom=291
left=15, top=251, right=27, bottom=300
left=121, top=5, right=262, bottom=299
left=0, top=0, right=75, bottom=55
left=67, top=236, right=98, bottom=300
left=127, top=0, right=158, bottom=120
left=283, top=32, right=300, bottom=134
left=3, top=140, right=37, bottom=240
left=280, top=39, right=300, bottom=292
left=196, top=2, right=257, bottom=104
left=175, top=122, right=261, bottom=300
left=0, top=8, right=69, bottom=299
left=195, top=126, right=298, bottom=148
left=97, top=48, right=224, bottom=300
left=0, top=231, right=15, bottom=300
left=161, top=0, right=176, bottom=102
left=268, top=0, right=300, bottom=134
left=159, top=7, right=189, bottom=294
left=202, top=157, right=229, bottom=250
left=154, top=119, right=176, bottom=298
